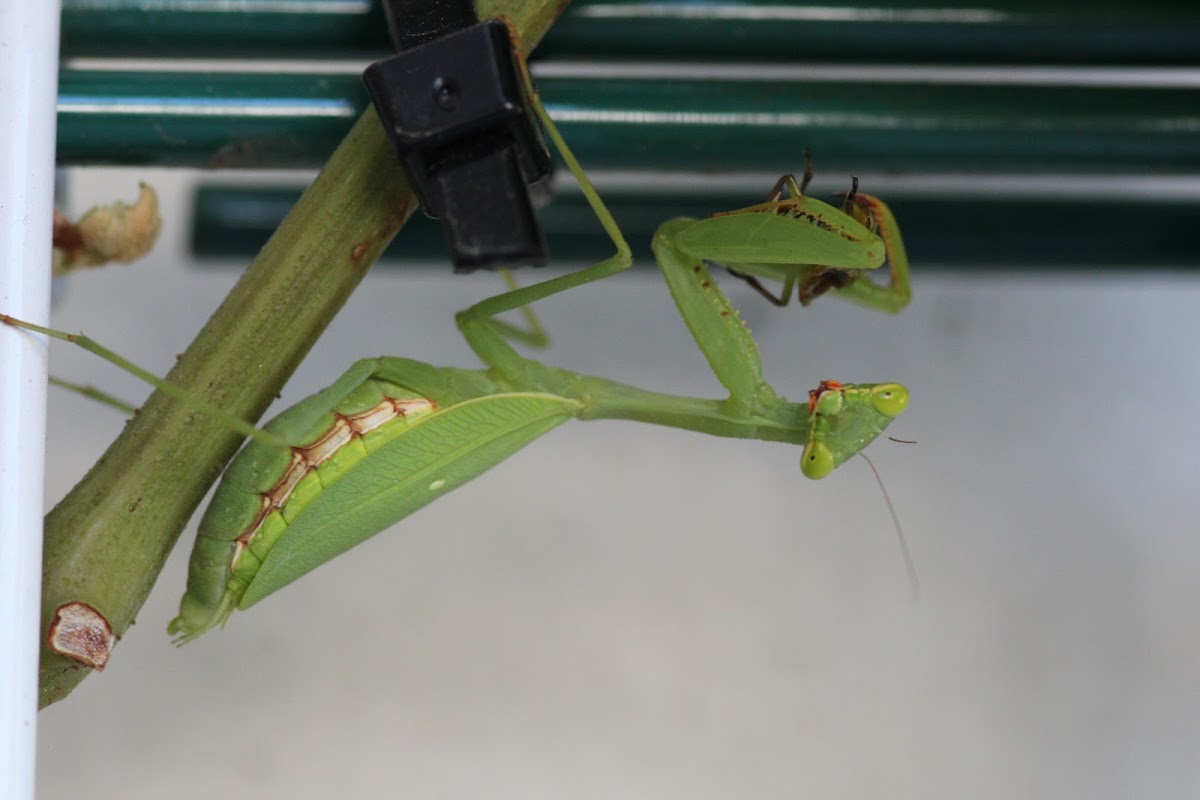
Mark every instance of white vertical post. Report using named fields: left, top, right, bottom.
left=0, top=1, right=61, bottom=797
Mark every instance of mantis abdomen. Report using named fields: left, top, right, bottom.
left=170, top=357, right=580, bottom=641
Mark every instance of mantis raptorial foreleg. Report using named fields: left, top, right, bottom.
left=4, top=27, right=912, bottom=644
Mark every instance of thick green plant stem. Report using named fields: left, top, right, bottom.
left=38, top=1, right=565, bottom=708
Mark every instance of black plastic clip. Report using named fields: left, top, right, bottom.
left=363, top=0, right=552, bottom=271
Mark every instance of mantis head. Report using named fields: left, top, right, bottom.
left=800, top=381, right=909, bottom=479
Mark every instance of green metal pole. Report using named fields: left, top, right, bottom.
left=61, top=0, right=1200, bottom=65
left=57, top=69, right=1200, bottom=173
left=189, top=183, right=1200, bottom=269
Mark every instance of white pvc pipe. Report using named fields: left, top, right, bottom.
left=0, top=2, right=61, bottom=797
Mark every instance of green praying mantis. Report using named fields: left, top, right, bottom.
left=4, top=46, right=911, bottom=644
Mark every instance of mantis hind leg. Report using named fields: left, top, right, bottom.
left=475, top=269, right=551, bottom=350
left=454, top=30, right=632, bottom=377
left=0, top=314, right=286, bottom=449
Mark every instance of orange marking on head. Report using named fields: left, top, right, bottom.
left=808, top=380, right=846, bottom=413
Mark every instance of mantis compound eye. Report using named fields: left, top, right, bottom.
left=800, top=441, right=835, bottom=480
left=870, top=383, right=909, bottom=418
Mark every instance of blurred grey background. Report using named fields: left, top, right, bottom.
left=35, top=166, right=1200, bottom=798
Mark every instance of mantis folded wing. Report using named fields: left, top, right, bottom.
left=4, top=34, right=912, bottom=644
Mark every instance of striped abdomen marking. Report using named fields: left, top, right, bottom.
left=229, top=393, right=435, bottom=579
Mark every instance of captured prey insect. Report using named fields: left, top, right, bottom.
left=4, top=48, right=912, bottom=644
left=709, top=151, right=910, bottom=313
